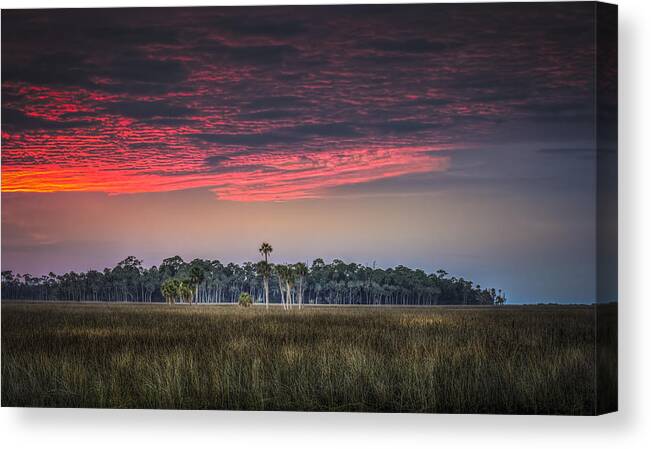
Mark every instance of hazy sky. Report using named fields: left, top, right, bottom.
left=1, top=4, right=603, bottom=302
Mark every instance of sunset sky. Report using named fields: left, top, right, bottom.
left=2, top=4, right=604, bottom=303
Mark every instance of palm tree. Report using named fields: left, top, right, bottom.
left=161, top=278, right=179, bottom=305
left=238, top=292, right=252, bottom=307
left=259, top=242, right=273, bottom=263
left=284, top=265, right=296, bottom=310
left=188, top=264, right=205, bottom=305
left=275, top=265, right=285, bottom=309
left=275, top=264, right=293, bottom=310
left=178, top=281, right=194, bottom=304
left=294, top=262, right=308, bottom=309
left=256, top=261, right=272, bottom=310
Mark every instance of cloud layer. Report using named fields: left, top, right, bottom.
left=2, top=4, right=595, bottom=201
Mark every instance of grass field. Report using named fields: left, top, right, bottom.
left=1, top=302, right=616, bottom=414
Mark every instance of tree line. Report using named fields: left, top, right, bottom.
left=1, top=243, right=506, bottom=306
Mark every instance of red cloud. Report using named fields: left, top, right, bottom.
left=2, top=143, right=449, bottom=202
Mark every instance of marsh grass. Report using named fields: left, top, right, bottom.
left=1, top=303, right=614, bottom=414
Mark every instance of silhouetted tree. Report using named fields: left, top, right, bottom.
left=3, top=254, right=504, bottom=307
left=259, top=242, right=273, bottom=263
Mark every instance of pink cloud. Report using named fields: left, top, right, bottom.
left=2, top=143, right=449, bottom=201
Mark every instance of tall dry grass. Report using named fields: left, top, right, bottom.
left=1, top=303, right=615, bottom=414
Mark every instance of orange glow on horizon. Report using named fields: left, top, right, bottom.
left=2, top=146, right=450, bottom=202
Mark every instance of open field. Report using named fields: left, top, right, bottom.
left=1, top=302, right=616, bottom=414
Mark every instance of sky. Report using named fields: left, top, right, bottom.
left=1, top=4, right=605, bottom=303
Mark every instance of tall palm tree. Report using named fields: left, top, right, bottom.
left=256, top=260, right=272, bottom=310
left=275, top=264, right=296, bottom=311
left=275, top=264, right=288, bottom=310
left=259, top=242, right=273, bottom=263
left=284, top=265, right=296, bottom=310
left=189, top=265, right=205, bottom=305
left=294, top=262, right=308, bottom=309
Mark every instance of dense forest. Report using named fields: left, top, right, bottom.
left=1, top=244, right=506, bottom=306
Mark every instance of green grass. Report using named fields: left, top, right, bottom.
left=1, top=302, right=616, bottom=414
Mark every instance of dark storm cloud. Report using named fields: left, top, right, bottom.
left=2, top=52, right=94, bottom=88
left=2, top=50, right=189, bottom=96
left=103, top=100, right=196, bottom=119
left=192, top=132, right=300, bottom=147
left=2, top=3, right=597, bottom=137
left=246, top=96, right=312, bottom=109
left=85, top=25, right=181, bottom=46
left=144, top=117, right=198, bottom=126
left=1, top=9, right=182, bottom=47
left=104, top=56, right=187, bottom=84
left=374, top=120, right=442, bottom=135
left=1, top=10, right=187, bottom=91
left=366, top=38, right=461, bottom=54
left=406, top=98, right=455, bottom=107
left=216, top=17, right=308, bottom=38
left=246, top=95, right=310, bottom=111
left=291, top=123, right=360, bottom=138
left=204, top=154, right=232, bottom=166
left=237, top=110, right=302, bottom=120
left=192, top=122, right=360, bottom=147
left=227, top=44, right=299, bottom=65
left=2, top=107, right=93, bottom=130
left=194, top=153, right=274, bottom=175
left=194, top=40, right=300, bottom=65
